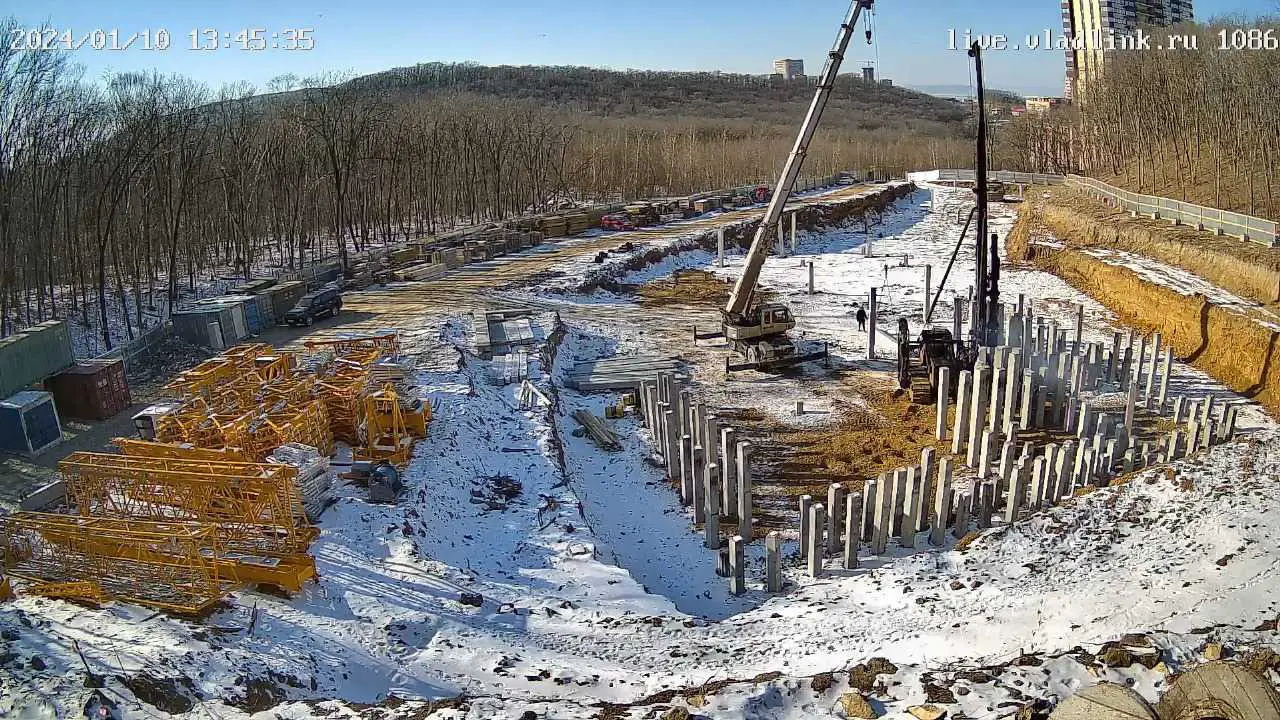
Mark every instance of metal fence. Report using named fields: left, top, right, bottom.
left=91, top=323, right=171, bottom=374
left=907, top=169, right=1066, bottom=186
left=1065, top=175, right=1279, bottom=248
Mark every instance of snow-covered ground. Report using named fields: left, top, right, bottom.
left=5, top=186, right=1280, bottom=719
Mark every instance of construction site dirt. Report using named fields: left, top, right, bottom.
left=7, top=181, right=1280, bottom=718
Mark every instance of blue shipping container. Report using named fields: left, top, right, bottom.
left=0, top=390, right=62, bottom=456
left=223, top=295, right=262, bottom=334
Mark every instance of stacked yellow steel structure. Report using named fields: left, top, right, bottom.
left=58, top=452, right=317, bottom=590
left=0, top=513, right=230, bottom=614
left=0, top=334, right=428, bottom=611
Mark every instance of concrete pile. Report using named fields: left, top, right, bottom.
left=632, top=303, right=1244, bottom=596
left=637, top=372, right=754, bottom=596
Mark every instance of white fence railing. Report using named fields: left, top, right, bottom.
left=1066, top=175, right=1279, bottom=248
left=906, top=169, right=1066, bottom=186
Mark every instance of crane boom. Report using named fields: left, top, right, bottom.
left=724, top=0, right=875, bottom=319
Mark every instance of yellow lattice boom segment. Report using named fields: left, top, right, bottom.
left=22, top=335, right=428, bottom=604
left=0, top=513, right=229, bottom=614
left=303, top=333, right=400, bottom=359
left=113, top=438, right=249, bottom=462
left=59, top=452, right=315, bottom=554
left=355, top=383, right=428, bottom=466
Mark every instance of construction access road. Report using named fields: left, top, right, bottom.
left=279, top=182, right=884, bottom=346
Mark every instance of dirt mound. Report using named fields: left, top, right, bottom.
left=1009, top=210, right=1280, bottom=419
left=1023, top=187, right=1280, bottom=305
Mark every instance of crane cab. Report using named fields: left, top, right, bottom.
left=723, top=303, right=796, bottom=343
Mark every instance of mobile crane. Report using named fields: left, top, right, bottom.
left=698, top=0, right=876, bottom=372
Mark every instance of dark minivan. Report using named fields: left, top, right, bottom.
left=283, top=288, right=342, bottom=327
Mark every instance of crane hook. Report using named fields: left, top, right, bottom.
left=866, top=29, right=873, bottom=44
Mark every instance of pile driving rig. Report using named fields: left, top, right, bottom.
left=896, top=41, right=1002, bottom=403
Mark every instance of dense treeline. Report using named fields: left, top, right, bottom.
left=353, top=62, right=972, bottom=134
left=0, top=18, right=974, bottom=351
left=994, top=18, right=1280, bottom=219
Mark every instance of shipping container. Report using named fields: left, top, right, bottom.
left=172, top=305, right=238, bottom=349
left=0, top=320, right=74, bottom=400
left=219, top=295, right=262, bottom=334
left=267, top=281, right=307, bottom=322
left=245, top=292, right=275, bottom=329
left=191, top=298, right=248, bottom=340
left=229, top=278, right=277, bottom=295
left=0, top=390, right=62, bottom=456
left=45, top=358, right=131, bottom=421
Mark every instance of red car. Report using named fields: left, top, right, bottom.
left=601, top=213, right=636, bottom=231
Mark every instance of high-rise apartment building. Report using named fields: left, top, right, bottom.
left=773, top=59, right=805, bottom=81
left=1062, top=0, right=1194, bottom=99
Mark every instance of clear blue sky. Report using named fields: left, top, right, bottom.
left=7, top=0, right=1276, bottom=96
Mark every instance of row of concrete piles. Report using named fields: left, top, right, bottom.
left=635, top=298, right=1242, bottom=592
left=638, top=372, right=771, bottom=596
left=785, top=302, right=1244, bottom=580
left=938, top=297, right=1240, bottom=474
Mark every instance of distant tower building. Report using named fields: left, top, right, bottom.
left=773, top=58, right=805, bottom=80
left=1062, top=0, right=1194, bottom=100
left=879, top=78, right=893, bottom=87
left=861, top=65, right=876, bottom=83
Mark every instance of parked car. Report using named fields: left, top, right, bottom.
left=600, top=213, right=636, bottom=231
left=283, top=288, right=342, bottom=327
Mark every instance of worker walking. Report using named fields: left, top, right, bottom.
left=855, top=304, right=868, bottom=331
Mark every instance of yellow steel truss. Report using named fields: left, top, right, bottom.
left=355, top=383, right=427, bottom=466
left=0, top=513, right=230, bottom=614
left=113, top=438, right=249, bottom=462
left=59, top=452, right=315, bottom=554
left=303, top=333, right=400, bottom=359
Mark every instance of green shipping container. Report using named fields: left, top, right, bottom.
left=0, top=320, right=75, bottom=400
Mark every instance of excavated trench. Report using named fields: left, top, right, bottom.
left=1008, top=197, right=1280, bottom=420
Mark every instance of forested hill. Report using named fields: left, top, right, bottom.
left=346, top=62, right=972, bottom=135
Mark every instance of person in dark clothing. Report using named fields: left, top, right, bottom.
left=855, top=305, right=868, bottom=331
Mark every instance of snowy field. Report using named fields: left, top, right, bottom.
left=4, top=186, right=1280, bottom=719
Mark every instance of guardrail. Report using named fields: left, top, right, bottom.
left=906, top=169, right=1066, bottom=186
left=1065, top=175, right=1279, bottom=248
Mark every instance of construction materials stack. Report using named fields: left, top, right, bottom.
left=564, top=213, right=591, bottom=235
left=268, top=443, right=334, bottom=520
left=0, top=333, right=430, bottom=612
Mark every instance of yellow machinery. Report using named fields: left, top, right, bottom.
left=114, top=437, right=248, bottom=462
left=304, top=333, right=400, bottom=359
left=355, top=383, right=428, bottom=466
left=0, top=513, right=230, bottom=614
left=0, top=574, right=13, bottom=602
left=12, top=335, right=431, bottom=609
left=59, top=452, right=317, bottom=590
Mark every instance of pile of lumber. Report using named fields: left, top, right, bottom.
left=564, top=214, right=591, bottom=235
left=565, top=355, right=682, bottom=392
left=392, top=262, right=447, bottom=281
left=572, top=410, right=621, bottom=451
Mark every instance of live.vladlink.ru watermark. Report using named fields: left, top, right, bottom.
left=948, top=27, right=1280, bottom=52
